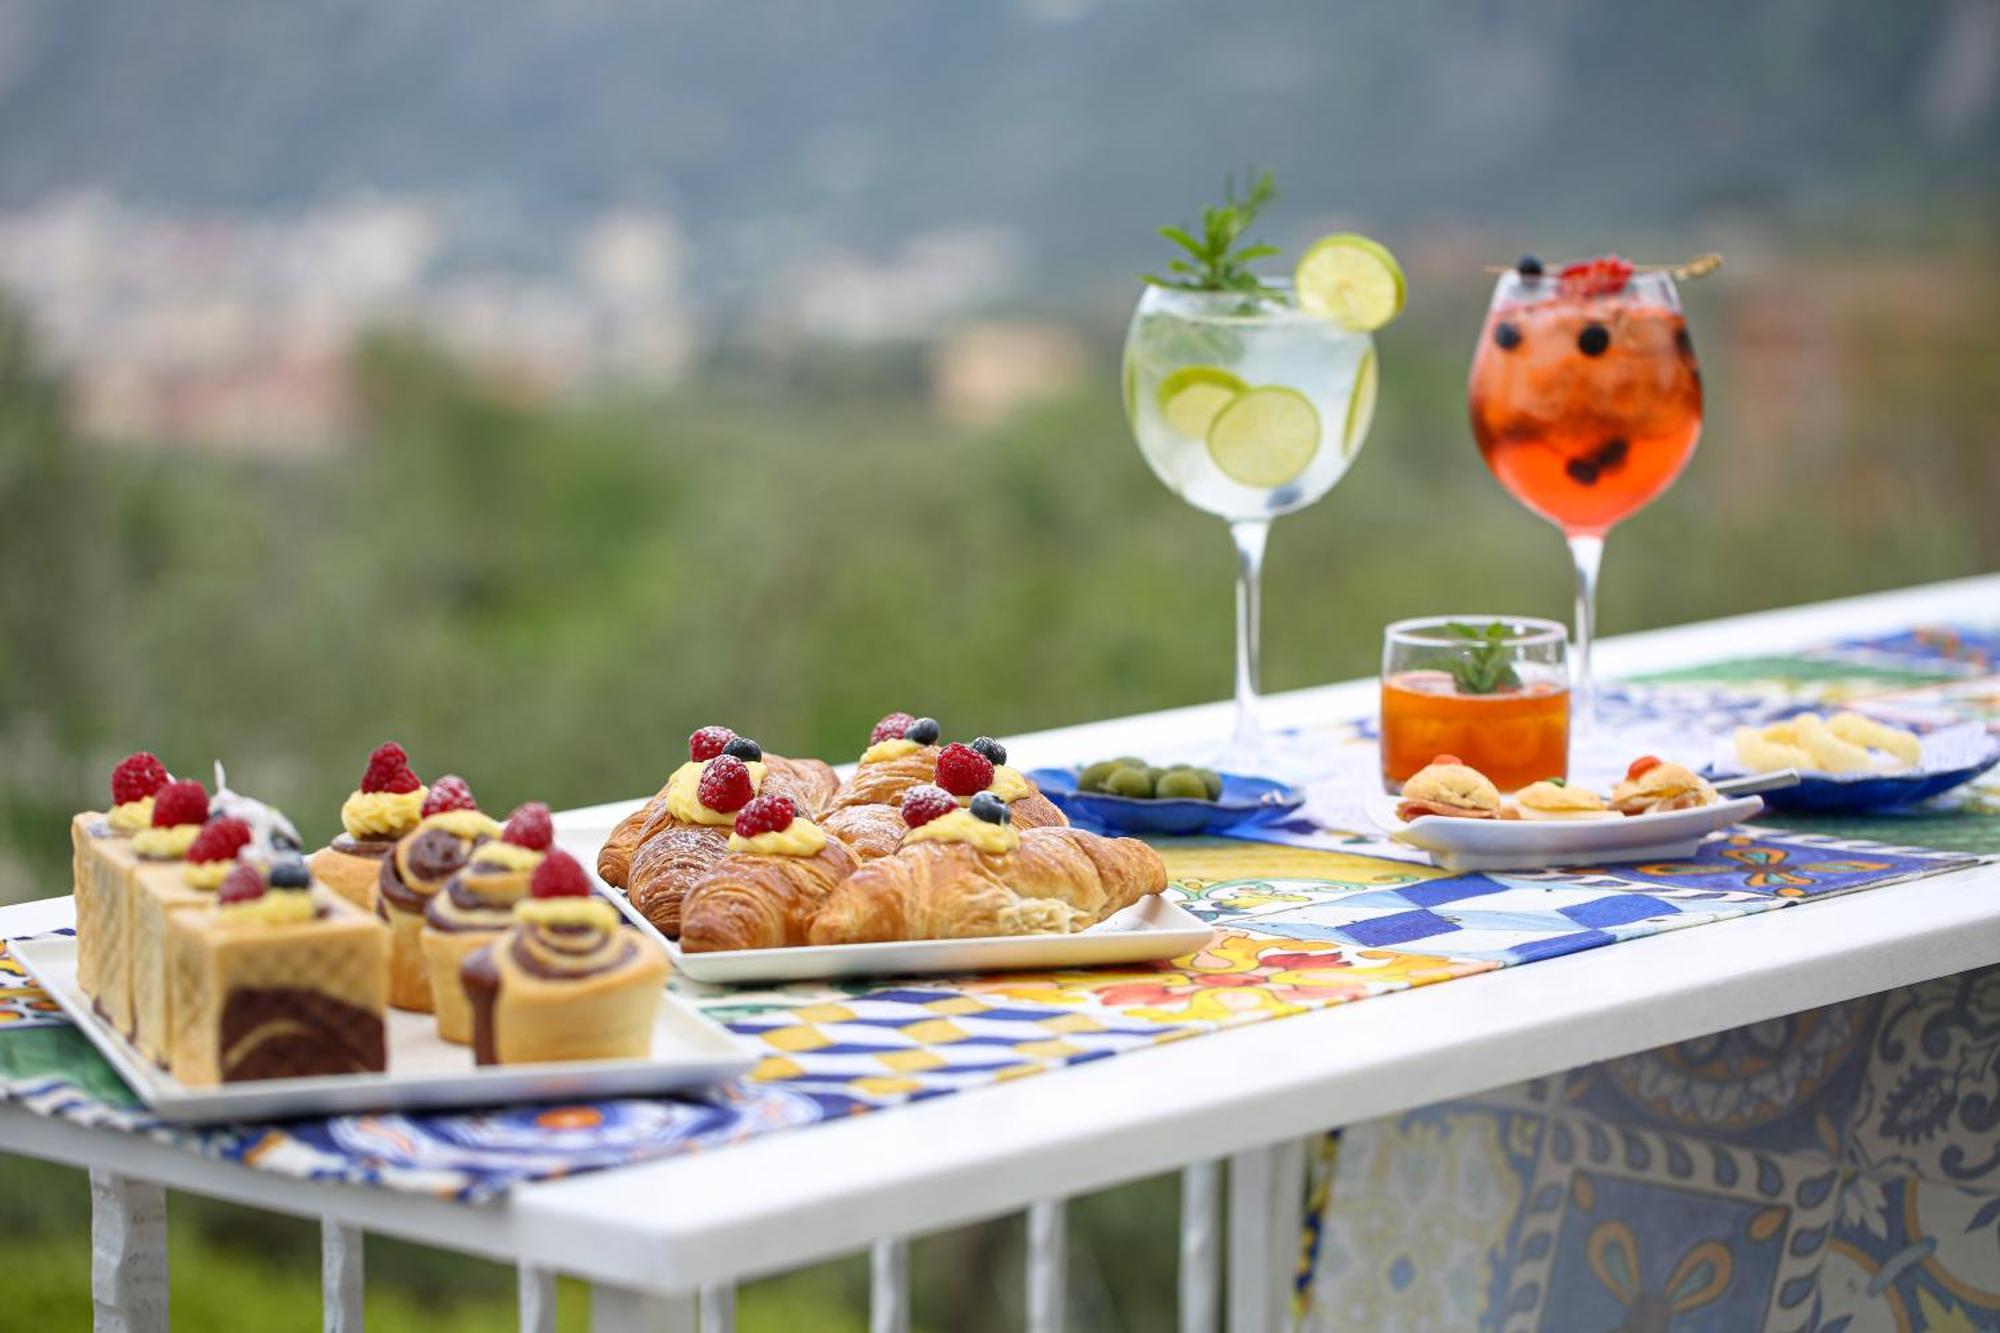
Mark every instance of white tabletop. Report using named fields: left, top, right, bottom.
left=6, top=572, right=1998, bottom=1294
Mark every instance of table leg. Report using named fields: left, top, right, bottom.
left=589, top=1284, right=697, bottom=1333
left=1026, top=1197, right=1067, bottom=1333
left=1180, top=1160, right=1221, bottom=1333
left=519, top=1264, right=558, bottom=1333
left=1226, top=1139, right=1306, bottom=1333
left=870, top=1237, right=910, bottom=1333
left=698, top=1282, right=736, bottom=1333
left=90, top=1169, right=168, bottom=1333
left=321, top=1219, right=364, bottom=1332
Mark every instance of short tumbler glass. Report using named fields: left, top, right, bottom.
left=1380, top=616, right=1571, bottom=793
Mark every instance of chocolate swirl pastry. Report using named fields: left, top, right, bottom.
left=463, top=902, right=667, bottom=1067
left=420, top=854, right=538, bottom=1045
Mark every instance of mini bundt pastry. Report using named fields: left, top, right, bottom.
left=1395, top=754, right=1502, bottom=821
left=72, top=751, right=176, bottom=1013
left=376, top=777, right=503, bottom=1012
left=679, top=795, right=859, bottom=952
left=809, top=796, right=1167, bottom=946
left=310, top=742, right=429, bottom=912
left=1609, top=755, right=1717, bottom=815
left=421, top=801, right=549, bottom=1043
left=597, top=725, right=837, bottom=889
left=1511, top=780, right=1614, bottom=821
left=462, top=852, right=667, bottom=1066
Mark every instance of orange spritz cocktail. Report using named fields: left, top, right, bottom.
left=1380, top=617, right=1570, bottom=792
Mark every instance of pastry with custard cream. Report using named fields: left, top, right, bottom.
left=421, top=801, right=550, bottom=1043
left=809, top=793, right=1166, bottom=945
left=166, top=855, right=387, bottom=1087
left=93, top=778, right=213, bottom=1035
left=376, top=776, right=503, bottom=1012
left=310, top=742, right=429, bottom=912
left=71, top=751, right=175, bottom=1006
left=1609, top=756, right=1718, bottom=816
left=1512, top=780, right=1615, bottom=822
left=462, top=850, right=667, bottom=1066
left=822, top=727, right=1067, bottom=862
left=1394, top=755, right=1502, bottom=821
left=679, top=794, right=860, bottom=952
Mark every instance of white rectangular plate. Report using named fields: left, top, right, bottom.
left=555, top=819, right=1213, bottom=986
left=1364, top=793, right=1765, bottom=873
left=12, top=935, right=758, bottom=1125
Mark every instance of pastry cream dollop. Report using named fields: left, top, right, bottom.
left=181, top=858, right=235, bottom=890
left=728, top=816, right=828, bottom=857
left=859, top=738, right=921, bottom=765
left=664, top=759, right=769, bottom=826
left=903, top=807, right=1021, bottom=854
left=133, top=823, right=202, bottom=860
left=107, top=797, right=156, bottom=834
left=219, top=889, right=317, bottom=926
left=956, top=764, right=1033, bottom=806
left=470, top=840, right=546, bottom=873
left=341, top=786, right=429, bottom=839
left=516, top=896, right=619, bottom=930
left=418, top=808, right=503, bottom=842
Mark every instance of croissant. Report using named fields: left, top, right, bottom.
left=828, top=746, right=940, bottom=811
left=626, top=824, right=730, bottom=937
left=680, top=837, right=860, bottom=952
left=808, top=826, right=1166, bottom=945
left=599, top=754, right=840, bottom=889
left=823, top=791, right=1070, bottom=863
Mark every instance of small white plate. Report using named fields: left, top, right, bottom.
left=1363, top=794, right=1765, bottom=873
left=12, top=935, right=757, bottom=1125
left=557, top=821, right=1213, bottom=986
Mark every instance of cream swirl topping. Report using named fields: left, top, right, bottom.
left=903, top=807, right=1020, bottom=854
left=341, top=786, right=429, bottom=839
left=106, top=797, right=156, bottom=834
left=182, top=858, right=234, bottom=890
left=859, top=738, right=922, bottom=765
left=218, top=888, right=319, bottom=926
left=507, top=898, right=636, bottom=978
left=663, top=759, right=769, bottom=826
left=133, top=823, right=202, bottom=860
left=728, top=815, right=828, bottom=857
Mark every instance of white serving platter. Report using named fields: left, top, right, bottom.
left=12, top=935, right=758, bottom=1125
left=556, top=819, right=1213, bottom=985
left=1363, top=793, right=1766, bottom=873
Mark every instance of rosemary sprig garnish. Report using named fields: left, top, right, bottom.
left=1443, top=621, right=1522, bottom=695
left=1142, top=169, right=1282, bottom=297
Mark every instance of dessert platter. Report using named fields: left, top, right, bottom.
left=1367, top=753, right=1769, bottom=872
left=1029, top=757, right=1303, bottom=835
left=589, top=715, right=1211, bottom=984
left=31, top=747, right=754, bottom=1122
left=1712, top=711, right=1999, bottom=813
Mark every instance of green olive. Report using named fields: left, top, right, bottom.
left=1156, top=770, right=1209, bottom=800
left=1077, top=760, right=1122, bottom=793
left=1195, top=768, right=1224, bottom=799
left=1112, top=755, right=1147, bottom=770
left=1106, top=765, right=1157, bottom=799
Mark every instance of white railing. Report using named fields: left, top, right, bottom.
left=81, top=1148, right=1309, bottom=1333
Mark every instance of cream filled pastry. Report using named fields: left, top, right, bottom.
left=1395, top=755, right=1502, bottom=821
left=823, top=734, right=1066, bottom=863
left=680, top=795, right=860, bottom=952
left=1512, top=780, right=1615, bottom=821
left=72, top=751, right=175, bottom=1015
left=420, top=801, right=549, bottom=1043
left=1609, top=756, right=1718, bottom=815
left=376, top=775, right=503, bottom=1012
left=462, top=851, right=666, bottom=1066
left=309, top=742, right=428, bottom=912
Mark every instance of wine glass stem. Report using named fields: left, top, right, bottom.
left=1229, top=519, right=1270, bottom=753
left=1567, top=532, right=1605, bottom=731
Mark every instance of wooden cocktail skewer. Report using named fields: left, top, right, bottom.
left=1481, top=253, right=1724, bottom=278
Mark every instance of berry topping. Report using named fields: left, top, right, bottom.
left=723, top=736, right=763, bottom=763
left=1558, top=255, right=1633, bottom=299
left=186, top=817, right=253, bottom=864
left=904, top=717, right=941, bottom=746
left=696, top=756, right=755, bottom=814
left=1576, top=322, right=1610, bottom=357
left=1595, top=438, right=1629, bottom=470
left=267, top=855, right=311, bottom=889
left=969, top=792, right=1012, bottom=825
left=421, top=775, right=478, bottom=817
left=1492, top=321, right=1522, bottom=351
left=900, top=784, right=958, bottom=829
left=361, top=742, right=422, bottom=795
left=1565, top=457, right=1601, bottom=486
left=732, top=794, right=797, bottom=839
left=1626, top=755, right=1664, bottom=781
left=870, top=712, right=917, bottom=745
left=968, top=736, right=1008, bottom=766
left=1432, top=754, right=1464, bottom=768
left=529, top=849, right=592, bottom=898
left=217, top=863, right=267, bottom=905
left=1516, top=254, right=1545, bottom=277
left=152, top=779, right=210, bottom=828
left=111, top=752, right=172, bottom=806
left=935, top=742, right=996, bottom=797
left=500, top=801, right=554, bottom=851
left=689, top=726, right=736, bottom=762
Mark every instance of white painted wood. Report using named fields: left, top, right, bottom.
left=518, top=1264, right=558, bottom=1333
left=698, top=1283, right=736, bottom=1333
left=90, top=1169, right=168, bottom=1333
left=590, top=1285, right=696, bottom=1333
left=870, top=1237, right=910, bottom=1333
left=321, top=1218, right=365, bottom=1332
left=1026, top=1198, right=1067, bottom=1333
left=1225, top=1140, right=1306, bottom=1333
left=1179, top=1162, right=1221, bottom=1333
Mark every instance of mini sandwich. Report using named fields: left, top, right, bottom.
left=1609, top=756, right=1717, bottom=816
left=1395, top=754, right=1501, bottom=821
left=1513, top=779, right=1615, bottom=821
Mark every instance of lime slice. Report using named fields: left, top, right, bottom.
left=1156, top=365, right=1246, bottom=439
left=1294, top=234, right=1405, bottom=331
left=1206, top=386, right=1320, bottom=488
left=1342, top=345, right=1378, bottom=458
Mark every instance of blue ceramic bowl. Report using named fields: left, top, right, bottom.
left=1028, top=767, right=1303, bottom=836
left=1704, top=730, right=1999, bottom=814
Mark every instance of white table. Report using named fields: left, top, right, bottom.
left=6, top=573, right=1997, bottom=1333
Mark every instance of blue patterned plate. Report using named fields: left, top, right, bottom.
left=1028, top=767, right=1303, bottom=836
left=1706, top=721, right=1998, bottom=813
